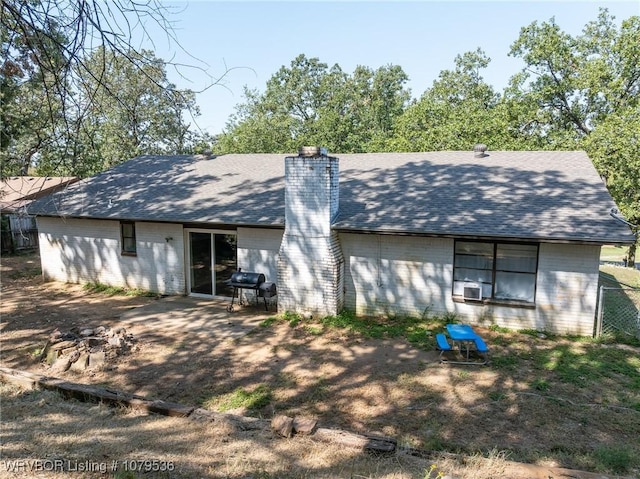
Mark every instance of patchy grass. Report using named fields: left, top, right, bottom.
left=271, top=309, right=451, bottom=348
left=1, top=251, right=41, bottom=280
left=4, top=251, right=640, bottom=478
left=82, top=281, right=159, bottom=297
left=202, top=384, right=273, bottom=412
left=1, top=382, right=462, bottom=479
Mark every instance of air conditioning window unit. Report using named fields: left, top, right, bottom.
left=463, top=282, right=483, bottom=301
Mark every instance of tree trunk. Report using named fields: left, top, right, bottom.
left=627, top=242, right=636, bottom=268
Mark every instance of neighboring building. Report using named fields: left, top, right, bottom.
left=29, top=149, right=634, bottom=335
left=1, top=176, right=78, bottom=252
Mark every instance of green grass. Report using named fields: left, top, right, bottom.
left=202, top=384, right=272, bottom=412
left=593, top=444, right=638, bottom=474
left=259, top=316, right=278, bottom=327
left=600, top=263, right=640, bottom=289
left=600, top=245, right=629, bottom=262
left=319, top=310, right=450, bottom=348
left=82, top=281, right=158, bottom=297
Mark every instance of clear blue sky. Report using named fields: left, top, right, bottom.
left=147, top=1, right=640, bottom=135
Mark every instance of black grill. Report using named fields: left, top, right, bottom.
left=228, top=271, right=265, bottom=287
left=225, top=269, right=276, bottom=312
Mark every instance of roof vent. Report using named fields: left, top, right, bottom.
left=299, top=146, right=328, bottom=158
left=473, top=143, right=488, bottom=158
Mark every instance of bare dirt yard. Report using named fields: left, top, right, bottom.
left=1, top=252, right=639, bottom=479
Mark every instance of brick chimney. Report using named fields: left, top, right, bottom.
left=277, top=147, right=344, bottom=317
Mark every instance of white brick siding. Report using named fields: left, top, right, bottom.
left=278, top=155, right=344, bottom=316
left=37, top=217, right=185, bottom=294
left=341, top=233, right=600, bottom=335
left=535, top=243, right=601, bottom=334
left=237, top=227, right=283, bottom=282
left=341, top=233, right=454, bottom=318
left=37, top=207, right=601, bottom=334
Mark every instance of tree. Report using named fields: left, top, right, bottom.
left=508, top=9, right=639, bottom=141
left=1, top=11, right=67, bottom=175
left=509, top=9, right=640, bottom=263
left=216, top=54, right=410, bottom=154
left=35, top=48, right=200, bottom=177
left=389, top=49, right=517, bottom=151
left=1, top=0, right=217, bottom=177
left=584, top=106, right=640, bottom=266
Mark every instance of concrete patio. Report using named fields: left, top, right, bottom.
left=119, top=295, right=275, bottom=341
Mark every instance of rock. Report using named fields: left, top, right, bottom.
left=89, top=351, right=106, bottom=369
left=79, top=329, right=94, bottom=337
left=50, top=340, right=77, bottom=351
left=271, top=415, right=294, bottom=438
left=70, top=353, right=89, bottom=372
left=293, top=417, right=317, bottom=435
left=69, top=350, right=81, bottom=363
left=51, top=356, right=72, bottom=372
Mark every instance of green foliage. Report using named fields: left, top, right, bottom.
left=1, top=1, right=210, bottom=177
left=531, top=378, right=550, bottom=391
left=423, top=463, right=445, bottom=479
left=389, top=49, right=516, bottom=151
left=585, top=105, right=640, bottom=261
left=216, top=54, right=410, bottom=154
left=33, top=48, right=200, bottom=177
left=282, top=311, right=302, bottom=327
left=259, top=316, right=279, bottom=327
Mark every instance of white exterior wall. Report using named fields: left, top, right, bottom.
left=341, top=233, right=601, bottom=335
left=341, top=233, right=454, bottom=318
left=37, top=217, right=185, bottom=294
left=237, top=227, right=283, bottom=282
left=534, top=243, right=601, bottom=334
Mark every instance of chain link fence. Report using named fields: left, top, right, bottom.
left=596, top=286, right=640, bottom=338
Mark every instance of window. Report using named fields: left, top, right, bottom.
left=121, top=221, right=137, bottom=255
left=453, top=241, right=538, bottom=304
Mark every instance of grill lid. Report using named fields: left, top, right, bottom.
left=227, top=271, right=265, bottom=287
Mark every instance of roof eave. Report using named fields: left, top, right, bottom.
left=331, top=226, right=636, bottom=246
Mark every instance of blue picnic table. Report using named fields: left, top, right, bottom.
left=435, top=324, right=489, bottom=365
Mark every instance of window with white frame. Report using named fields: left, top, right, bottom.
left=453, top=241, right=538, bottom=304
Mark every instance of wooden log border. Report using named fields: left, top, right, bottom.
left=1, top=366, right=623, bottom=478
left=0, top=367, right=395, bottom=452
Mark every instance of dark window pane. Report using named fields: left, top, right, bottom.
left=121, top=222, right=136, bottom=254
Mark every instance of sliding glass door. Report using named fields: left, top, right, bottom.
left=187, top=230, right=237, bottom=297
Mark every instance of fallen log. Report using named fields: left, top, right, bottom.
left=189, top=408, right=268, bottom=430
left=0, top=367, right=193, bottom=417
left=312, top=428, right=396, bottom=452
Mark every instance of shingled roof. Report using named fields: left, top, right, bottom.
left=28, top=151, right=634, bottom=244
left=1, top=176, right=78, bottom=212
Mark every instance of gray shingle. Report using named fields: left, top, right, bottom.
left=28, top=151, right=635, bottom=244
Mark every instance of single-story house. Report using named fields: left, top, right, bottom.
left=28, top=148, right=634, bottom=335
left=1, top=176, right=78, bottom=252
